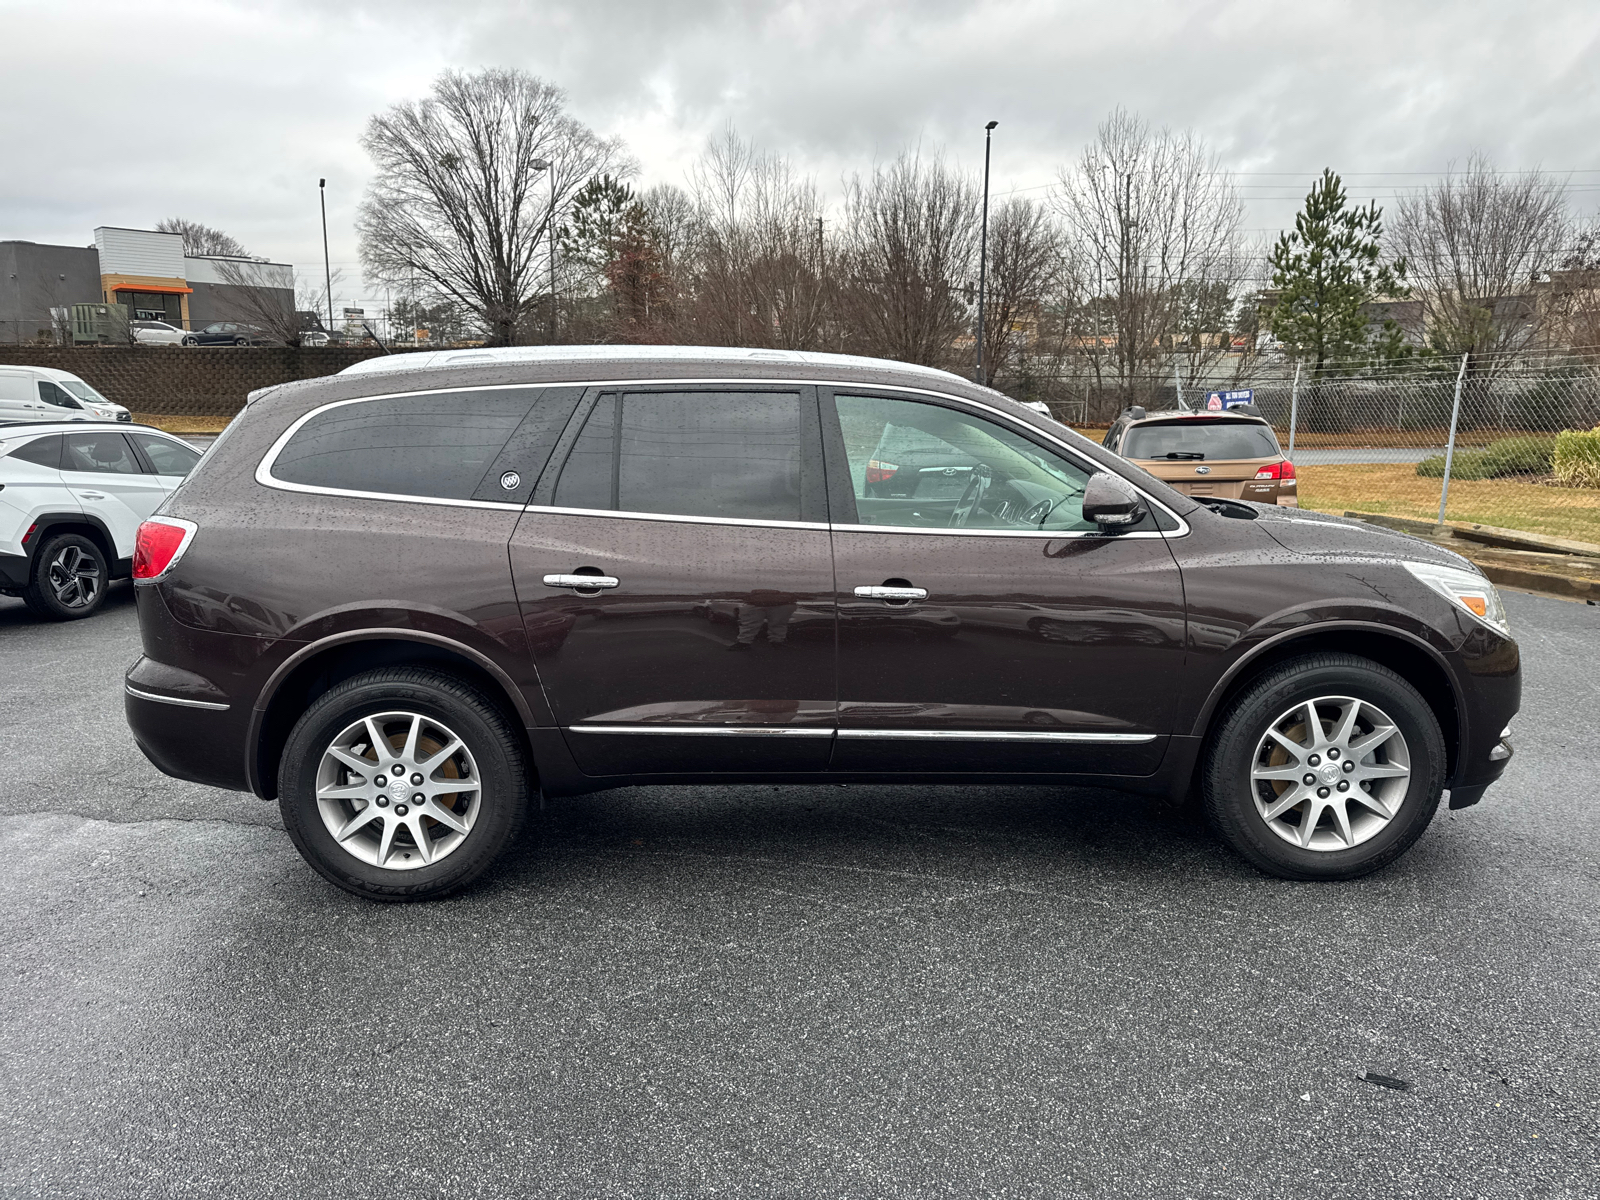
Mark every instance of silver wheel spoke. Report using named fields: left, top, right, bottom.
left=420, top=737, right=463, bottom=770
left=1265, top=728, right=1306, bottom=759
left=1261, top=788, right=1306, bottom=822
left=375, top=817, right=399, bottom=865
left=1328, top=798, right=1354, bottom=846
left=1358, top=763, right=1409, bottom=780
left=408, top=818, right=434, bottom=864
left=336, top=805, right=381, bottom=841
left=1300, top=701, right=1323, bottom=747
left=1349, top=724, right=1399, bottom=758
left=327, top=746, right=374, bottom=776
left=1329, top=700, right=1361, bottom=748
left=422, top=801, right=469, bottom=834
left=317, top=781, right=371, bottom=801
left=1251, top=763, right=1305, bottom=783
left=1353, top=790, right=1394, bottom=820
left=400, top=714, right=423, bottom=764
left=1299, top=800, right=1323, bottom=847
left=363, top=717, right=391, bottom=763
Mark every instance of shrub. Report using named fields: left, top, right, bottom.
left=1415, top=434, right=1557, bottom=480
left=1552, top=427, right=1600, bottom=489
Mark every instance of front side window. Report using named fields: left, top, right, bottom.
left=834, top=394, right=1096, bottom=532
left=269, top=389, right=537, bottom=501
left=38, top=381, right=80, bottom=409
left=130, top=433, right=202, bottom=477
left=64, top=432, right=140, bottom=475
left=553, top=391, right=803, bottom=522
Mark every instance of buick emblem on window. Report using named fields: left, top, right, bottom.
left=1195, top=465, right=1211, bottom=475
left=500, top=471, right=521, bottom=490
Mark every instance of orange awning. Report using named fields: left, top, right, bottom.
left=112, top=283, right=193, bottom=294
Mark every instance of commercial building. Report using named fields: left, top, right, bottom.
left=1, top=226, right=294, bottom=343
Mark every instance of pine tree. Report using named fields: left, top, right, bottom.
left=1268, top=170, right=1407, bottom=376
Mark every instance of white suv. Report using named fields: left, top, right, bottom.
left=0, top=422, right=203, bottom=619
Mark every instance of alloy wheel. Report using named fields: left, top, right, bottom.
left=1249, top=695, right=1411, bottom=851
left=47, top=545, right=101, bottom=609
left=314, top=711, right=482, bottom=870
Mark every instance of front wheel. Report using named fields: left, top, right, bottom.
left=278, top=668, right=529, bottom=900
left=1202, top=653, right=1444, bottom=881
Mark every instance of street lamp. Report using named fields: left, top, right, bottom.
left=318, top=178, right=334, bottom=334
left=532, top=158, right=555, bottom=342
left=975, top=120, right=998, bottom=386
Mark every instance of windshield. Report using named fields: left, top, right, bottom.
left=1123, top=420, right=1279, bottom=461
left=61, top=380, right=113, bottom=407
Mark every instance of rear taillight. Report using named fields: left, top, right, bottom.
left=133, top=517, right=197, bottom=581
left=1280, top=460, right=1295, bottom=481
left=1255, top=461, right=1295, bottom=481
left=866, top=459, right=899, bottom=484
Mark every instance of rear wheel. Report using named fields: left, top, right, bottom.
left=1202, top=653, right=1444, bottom=880
left=278, top=668, right=529, bottom=900
left=22, top=533, right=107, bottom=620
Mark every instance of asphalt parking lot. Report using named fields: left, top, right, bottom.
left=1, top=586, right=1596, bottom=1198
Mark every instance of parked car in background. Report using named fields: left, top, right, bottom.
left=185, top=322, right=273, bottom=347
left=300, top=331, right=331, bottom=348
left=0, top=422, right=203, bottom=618
left=132, top=320, right=189, bottom=347
left=0, top=365, right=131, bottom=423
left=1104, top=406, right=1298, bottom=506
left=122, top=346, right=1517, bottom=901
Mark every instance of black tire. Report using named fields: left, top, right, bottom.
left=1201, top=653, right=1445, bottom=881
left=233, top=336, right=249, bottom=346
left=22, top=533, right=107, bottom=620
left=278, top=668, right=529, bottom=901
left=181, top=336, right=197, bottom=347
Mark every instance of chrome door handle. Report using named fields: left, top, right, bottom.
left=543, top=573, right=619, bottom=590
left=854, top=585, right=928, bottom=601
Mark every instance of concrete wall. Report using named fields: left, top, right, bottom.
left=0, top=344, right=422, bottom=418
left=0, top=241, right=103, bottom=343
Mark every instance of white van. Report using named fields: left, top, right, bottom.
left=0, top=365, right=131, bottom=424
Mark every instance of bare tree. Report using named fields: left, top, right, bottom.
left=1390, top=156, right=1571, bottom=370
left=357, top=69, right=626, bottom=346
left=1052, top=109, right=1247, bottom=402
left=839, top=152, right=978, bottom=369
left=977, top=197, right=1061, bottom=392
left=156, top=218, right=248, bottom=258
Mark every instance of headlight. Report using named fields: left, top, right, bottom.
left=1403, top=561, right=1510, bottom=636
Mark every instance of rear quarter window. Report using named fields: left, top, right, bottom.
left=267, top=389, right=540, bottom=501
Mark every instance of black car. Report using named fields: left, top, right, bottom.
left=183, top=322, right=273, bottom=347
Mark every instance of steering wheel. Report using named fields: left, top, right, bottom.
left=947, top=465, right=992, bottom=528
left=1020, top=496, right=1057, bottom=527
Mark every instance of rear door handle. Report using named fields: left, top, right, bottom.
left=854, top=585, right=928, bottom=601
left=76, top=491, right=107, bottom=500
left=543, top=573, right=620, bottom=590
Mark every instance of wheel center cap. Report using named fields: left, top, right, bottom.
left=1319, top=763, right=1342, bottom=785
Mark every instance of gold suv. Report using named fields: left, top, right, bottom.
left=1102, top=406, right=1297, bottom=506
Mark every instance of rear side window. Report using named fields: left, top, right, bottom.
left=129, top=433, right=202, bottom=477
left=7, top=434, right=62, bottom=469
left=269, top=389, right=538, bottom=501
left=1122, top=420, right=1280, bottom=460
left=553, top=391, right=804, bottom=522
left=65, top=432, right=140, bottom=474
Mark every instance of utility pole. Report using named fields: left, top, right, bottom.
left=318, top=179, right=334, bottom=333
left=975, top=120, right=998, bottom=386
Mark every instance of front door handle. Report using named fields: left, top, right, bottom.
left=543, top=573, right=620, bottom=590
left=76, top=491, right=107, bottom=500
left=854, top=585, right=928, bottom=601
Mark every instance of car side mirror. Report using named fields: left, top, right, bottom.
left=1082, top=471, right=1147, bottom=528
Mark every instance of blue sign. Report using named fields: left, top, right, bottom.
left=1205, top=389, right=1254, bottom=411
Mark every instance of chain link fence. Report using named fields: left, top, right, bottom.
left=1037, top=353, right=1600, bottom=545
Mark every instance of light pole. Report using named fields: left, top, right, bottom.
left=318, top=178, right=334, bottom=334
left=532, top=158, right=555, bottom=342
left=975, top=120, right=998, bottom=386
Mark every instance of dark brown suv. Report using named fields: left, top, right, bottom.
left=123, top=348, right=1519, bottom=899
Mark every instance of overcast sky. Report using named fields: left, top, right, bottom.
left=4, top=0, right=1597, bottom=313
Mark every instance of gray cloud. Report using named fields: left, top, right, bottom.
left=4, top=0, right=1597, bottom=312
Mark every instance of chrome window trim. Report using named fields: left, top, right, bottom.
left=570, top=724, right=833, bottom=737
left=125, top=683, right=230, bottom=711
left=254, top=378, right=1188, bottom=536
left=836, top=729, right=1157, bottom=744
left=568, top=724, right=1154, bottom=744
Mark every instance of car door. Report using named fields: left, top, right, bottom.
left=0, top=372, right=50, bottom=422
left=508, top=385, right=836, bottom=776
left=822, top=388, right=1188, bottom=775
left=60, top=431, right=169, bottom=560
